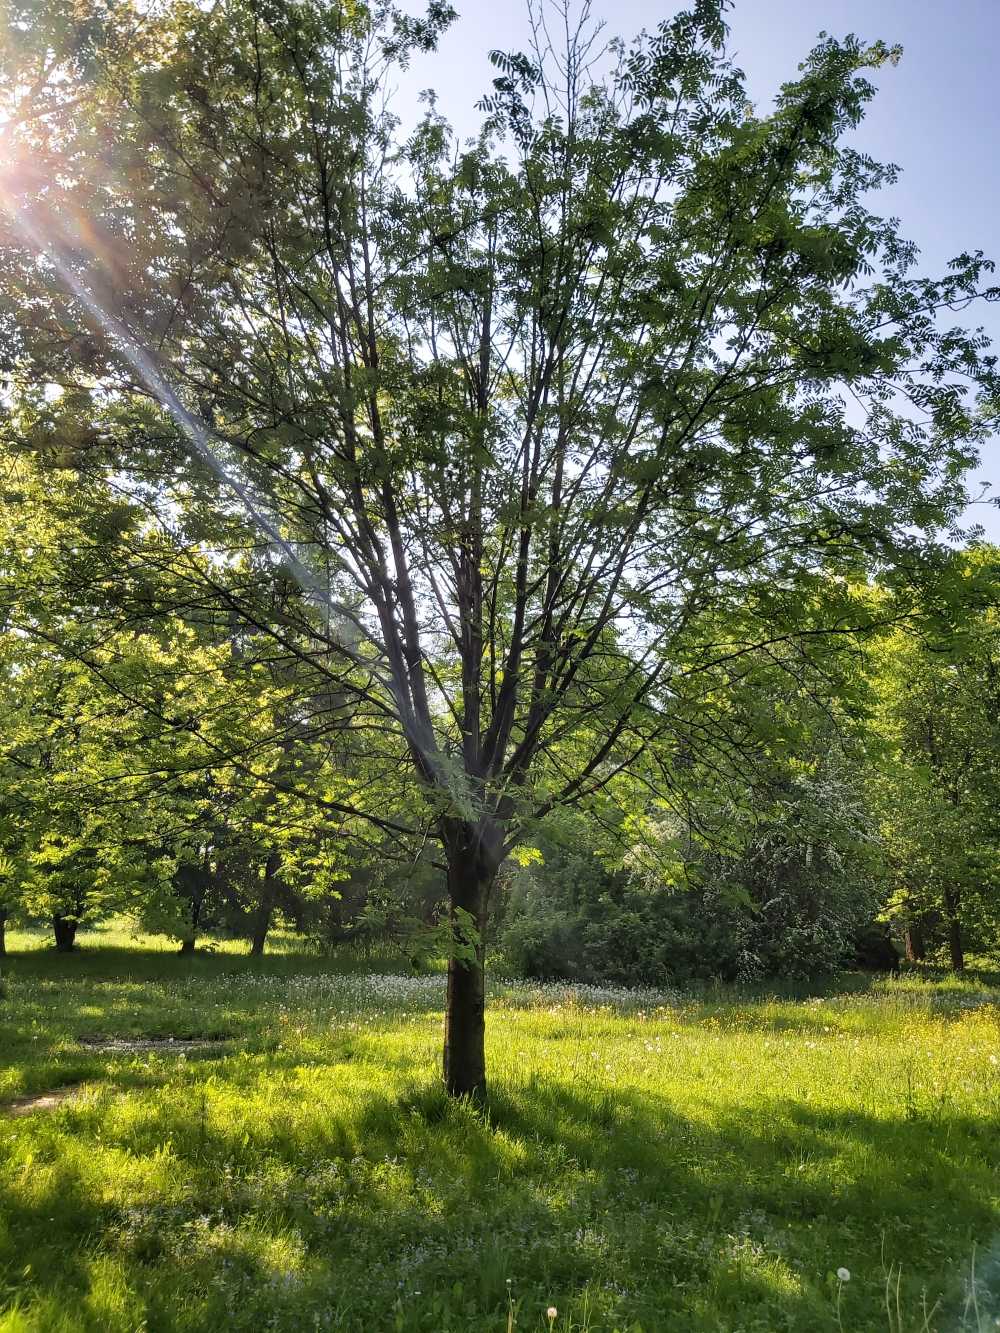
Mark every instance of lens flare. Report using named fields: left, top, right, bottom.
left=1, top=183, right=446, bottom=781
left=0, top=193, right=365, bottom=648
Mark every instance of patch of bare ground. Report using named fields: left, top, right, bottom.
left=76, top=1035, right=231, bottom=1053
left=4, top=1086, right=85, bottom=1117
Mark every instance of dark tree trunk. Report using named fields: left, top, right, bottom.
left=904, top=924, right=925, bottom=962
left=176, top=853, right=209, bottom=955
left=444, top=933, right=487, bottom=1098
left=942, top=888, right=964, bottom=972
left=249, top=918, right=269, bottom=957
left=947, top=915, right=965, bottom=972
left=0, top=909, right=7, bottom=956
left=52, top=914, right=77, bottom=952
left=442, top=824, right=497, bottom=1100
left=249, top=852, right=281, bottom=957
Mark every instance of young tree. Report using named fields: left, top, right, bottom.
left=0, top=628, right=160, bottom=950
left=0, top=425, right=421, bottom=955
left=3, top=0, right=997, bottom=1092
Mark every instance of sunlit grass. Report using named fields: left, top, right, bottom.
left=1, top=926, right=999, bottom=1330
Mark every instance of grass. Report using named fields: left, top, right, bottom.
left=1, top=924, right=1000, bottom=1331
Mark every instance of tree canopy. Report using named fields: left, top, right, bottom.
left=1, top=0, right=998, bottom=1093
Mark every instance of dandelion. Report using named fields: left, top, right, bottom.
left=546, top=1308, right=558, bottom=1325
left=835, top=1267, right=850, bottom=1332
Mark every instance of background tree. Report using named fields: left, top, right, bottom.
left=0, top=629, right=165, bottom=950
left=869, top=553, right=1000, bottom=970
left=496, top=612, right=885, bottom=986
left=0, top=438, right=401, bottom=954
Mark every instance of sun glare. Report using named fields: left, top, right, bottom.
left=0, top=117, right=23, bottom=207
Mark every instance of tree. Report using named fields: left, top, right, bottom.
left=0, top=625, right=161, bottom=950
left=869, top=552, right=1000, bottom=970
left=2, top=0, right=997, bottom=1093
left=607, top=610, right=886, bottom=983
left=0, top=442, right=381, bottom=955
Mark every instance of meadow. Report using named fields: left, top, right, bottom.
left=1, top=925, right=999, bottom=1332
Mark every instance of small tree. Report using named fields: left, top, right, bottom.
left=0, top=641, right=148, bottom=950
left=3, top=0, right=998, bottom=1091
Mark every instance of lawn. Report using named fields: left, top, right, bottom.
left=1, top=925, right=999, bottom=1332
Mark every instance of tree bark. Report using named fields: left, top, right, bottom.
left=941, top=887, right=964, bottom=972
left=249, top=852, right=281, bottom=957
left=904, top=924, right=925, bottom=962
left=946, top=914, right=965, bottom=972
left=177, top=853, right=209, bottom=955
left=0, top=909, right=7, bottom=957
left=442, top=825, right=495, bottom=1100
left=52, top=914, right=77, bottom=952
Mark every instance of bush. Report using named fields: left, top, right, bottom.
left=495, top=819, right=881, bottom=986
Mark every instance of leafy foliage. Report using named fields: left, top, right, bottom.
left=869, top=551, right=1000, bottom=968
left=1, top=0, right=998, bottom=1088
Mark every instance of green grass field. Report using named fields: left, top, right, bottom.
left=1, top=924, right=999, bottom=1332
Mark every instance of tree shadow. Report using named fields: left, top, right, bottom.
left=2, top=1060, right=998, bottom=1331
left=3, top=949, right=1000, bottom=1329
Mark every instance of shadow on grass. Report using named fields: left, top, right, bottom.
left=2, top=946, right=1000, bottom=1330
left=2, top=1060, right=998, bottom=1331
left=1, top=939, right=414, bottom=984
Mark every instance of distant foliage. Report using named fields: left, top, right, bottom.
left=495, top=766, right=882, bottom=985
left=868, top=553, right=1000, bottom=969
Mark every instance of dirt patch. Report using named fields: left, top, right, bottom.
left=4, top=1086, right=84, bottom=1117
left=77, top=1035, right=231, bottom=1054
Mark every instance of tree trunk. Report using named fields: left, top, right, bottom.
left=947, top=915, right=965, bottom=972
left=442, top=826, right=495, bottom=1100
left=0, top=909, right=7, bottom=957
left=249, top=917, right=269, bottom=957
left=52, top=914, right=77, bottom=952
left=904, top=924, right=925, bottom=962
left=942, top=888, right=964, bottom=972
left=250, top=852, right=280, bottom=957
left=177, top=854, right=209, bottom=955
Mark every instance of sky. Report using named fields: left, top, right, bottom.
left=392, top=0, right=1000, bottom=540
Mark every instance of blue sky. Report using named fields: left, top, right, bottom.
left=394, top=0, right=1000, bottom=540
